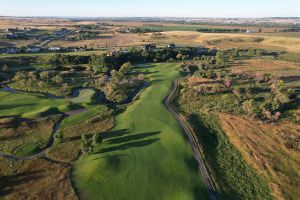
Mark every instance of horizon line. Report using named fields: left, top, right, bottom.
left=1, top=15, right=300, bottom=19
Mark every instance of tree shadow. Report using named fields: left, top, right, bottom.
left=106, top=131, right=160, bottom=145
left=99, top=138, right=159, bottom=153
left=103, top=129, right=130, bottom=139
left=0, top=170, right=43, bottom=195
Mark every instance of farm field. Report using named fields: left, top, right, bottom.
left=72, top=63, right=209, bottom=200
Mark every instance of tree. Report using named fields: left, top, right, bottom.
left=176, top=53, right=183, bottom=60
left=13, top=72, right=27, bottom=82
left=137, top=73, right=145, bottom=81
left=52, top=74, right=63, bottom=85
left=242, top=99, right=260, bottom=117
left=80, top=134, right=90, bottom=155
left=271, top=80, right=295, bottom=104
left=2, top=64, right=8, bottom=73
left=216, top=71, right=222, bottom=81
left=92, top=133, right=102, bottom=145
left=233, top=86, right=242, bottom=100
left=119, top=62, right=132, bottom=75
left=55, top=131, right=64, bottom=143
left=96, top=74, right=106, bottom=87
left=223, top=75, right=233, bottom=88
left=39, top=71, right=50, bottom=83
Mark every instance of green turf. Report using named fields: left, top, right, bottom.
left=0, top=91, right=70, bottom=118
left=72, top=63, right=208, bottom=200
left=61, top=105, right=112, bottom=128
left=0, top=87, right=96, bottom=119
left=14, top=143, right=40, bottom=157
left=70, top=89, right=96, bottom=104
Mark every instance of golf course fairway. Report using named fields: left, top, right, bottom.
left=72, top=63, right=209, bottom=200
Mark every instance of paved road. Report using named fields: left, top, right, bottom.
left=164, top=79, right=217, bottom=200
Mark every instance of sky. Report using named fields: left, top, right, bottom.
left=0, top=0, right=299, bottom=18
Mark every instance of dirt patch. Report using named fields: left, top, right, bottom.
left=218, top=113, right=300, bottom=200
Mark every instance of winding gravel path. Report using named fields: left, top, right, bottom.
left=164, top=79, right=217, bottom=200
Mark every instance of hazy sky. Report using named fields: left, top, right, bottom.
left=0, top=0, right=299, bottom=18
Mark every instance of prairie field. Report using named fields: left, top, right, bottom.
left=218, top=113, right=300, bottom=200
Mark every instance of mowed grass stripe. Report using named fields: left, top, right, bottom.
left=72, top=63, right=208, bottom=200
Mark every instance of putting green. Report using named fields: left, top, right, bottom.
left=72, top=63, right=208, bottom=200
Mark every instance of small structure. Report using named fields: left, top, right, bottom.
left=26, top=46, right=41, bottom=53
left=246, top=30, right=258, bottom=33
left=143, top=44, right=156, bottom=51
left=3, top=32, right=27, bottom=39
left=48, top=47, right=61, bottom=51
left=167, top=43, right=176, bottom=49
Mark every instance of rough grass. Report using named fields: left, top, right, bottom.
left=0, top=157, right=76, bottom=200
left=188, top=113, right=273, bottom=200
left=218, top=113, right=300, bottom=200
left=72, top=63, right=209, bottom=200
left=230, top=58, right=300, bottom=93
left=47, top=106, right=114, bottom=163
left=0, top=115, right=60, bottom=154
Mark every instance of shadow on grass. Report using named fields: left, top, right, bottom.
left=107, top=131, right=160, bottom=145
left=99, top=138, right=159, bottom=153
left=95, top=129, right=160, bottom=154
left=0, top=170, right=43, bottom=196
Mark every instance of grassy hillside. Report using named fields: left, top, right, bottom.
left=72, top=63, right=209, bottom=200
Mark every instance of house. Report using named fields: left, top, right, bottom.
left=3, top=33, right=16, bottom=39
left=26, top=46, right=41, bottom=53
left=143, top=44, right=156, bottom=51
left=1, top=47, right=19, bottom=54
left=107, top=49, right=117, bottom=56
left=246, top=30, right=258, bottom=33
left=167, top=43, right=176, bottom=49
left=74, top=47, right=85, bottom=52
left=3, top=33, right=27, bottom=39
left=5, top=28, right=19, bottom=33
left=48, top=47, right=61, bottom=51
left=54, top=28, right=71, bottom=36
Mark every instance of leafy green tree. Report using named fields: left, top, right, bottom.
left=55, top=131, right=64, bottom=143
left=39, top=71, right=50, bottom=83
left=52, top=74, right=63, bottom=84
left=2, top=64, right=8, bottom=73
left=92, top=133, right=102, bottom=145
left=242, top=99, right=260, bottom=117
left=119, top=62, right=132, bottom=75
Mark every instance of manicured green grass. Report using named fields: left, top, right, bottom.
left=70, top=89, right=96, bottom=104
left=61, top=105, right=112, bottom=128
left=0, top=91, right=70, bottom=118
left=14, top=143, right=40, bottom=157
left=0, top=88, right=96, bottom=119
left=72, top=63, right=208, bottom=200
